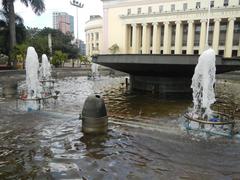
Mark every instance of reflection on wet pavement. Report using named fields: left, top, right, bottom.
left=0, top=76, right=240, bottom=179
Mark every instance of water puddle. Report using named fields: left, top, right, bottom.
left=0, top=76, right=240, bottom=179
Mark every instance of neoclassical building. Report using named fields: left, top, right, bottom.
left=85, top=15, right=103, bottom=56
left=86, top=0, right=240, bottom=57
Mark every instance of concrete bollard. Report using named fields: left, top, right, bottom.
left=82, top=95, right=108, bottom=134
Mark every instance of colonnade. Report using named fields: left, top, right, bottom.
left=125, top=17, right=238, bottom=57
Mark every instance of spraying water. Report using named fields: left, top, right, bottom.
left=91, top=63, right=99, bottom=78
left=191, top=48, right=216, bottom=119
left=25, top=47, right=41, bottom=99
left=39, top=54, right=52, bottom=80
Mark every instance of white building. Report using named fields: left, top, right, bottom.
left=86, top=0, right=240, bottom=57
left=85, top=15, right=103, bottom=56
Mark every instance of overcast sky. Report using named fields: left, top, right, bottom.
left=0, top=0, right=103, bottom=41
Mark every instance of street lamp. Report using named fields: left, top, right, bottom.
left=70, top=0, right=84, bottom=48
left=205, top=0, right=211, bottom=48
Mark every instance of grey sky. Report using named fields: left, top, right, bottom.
left=0, top=0, right=103, bottom=41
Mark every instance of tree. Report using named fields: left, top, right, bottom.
left=52, top=50, right=67, bottom=67
left=12, top=43, right=28, bottom=69
left=109, top=44, right=119, bottom=54
left=79, top=55, right=90, bottom=65
left=0, top=9, right=26, bottom=66
left=25, top=27, right=79, bottom=59
left=1, top=0, right=45, bottom=69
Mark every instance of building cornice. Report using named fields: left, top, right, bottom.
left=85, top=25, right=103, bottom=31
left=120, top=6, right=240, bottom=21
left=102, top=0, right=185, bottom=9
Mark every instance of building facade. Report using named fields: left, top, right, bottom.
left=79, top=39, right=86, bottom=55
left=94, top=0, right=240, bottom=57
left=85, top=15, right=103, bottom=56
left=53, top=12, right=74, bottom=35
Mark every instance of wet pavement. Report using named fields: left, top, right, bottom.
left=0, top=76, right=240, bottom=179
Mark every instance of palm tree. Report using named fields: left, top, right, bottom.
left=1, top=0, right=45, bottom=69
left=0, top=9, right=26, bottom=66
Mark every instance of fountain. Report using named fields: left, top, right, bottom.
left=184, top=48, right=236, bottom=136
left=89, top=63, right=100, bottom=80
left=39, top=54, right=52, bottom=81
left=25, top=47, right=41, bottom=99
left=191, top=48, right=216, bottom=119
left=39, top=54, right=57, bottom=100
left=18, top=47, right=59, bottom=110
left=183, top=0, right=236, bottom=137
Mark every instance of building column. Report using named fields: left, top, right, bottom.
left=199, top=19, right=207, bottom=54
left=186, top=20, right=194, bottom=54
left=159, top=24, right=162, bottom=52
left=175, top=20, right=182, bottom=54
left=238, top=37, right=240, bottom=56
left=142, top=23, right=148, bottom=54
left=152, top=22, right=160, bottom=54
left=132, top=24, right=138, bottom=54
left=163, top=21, right=170, bottom=54
left=225, top=17, right=236, bottom=58
left=123, top=24, right=129, bottom=54
left=212, top=18, right=221, bottom=55
left=146, top=24, right=151, bottom=53
left=103, top=8, right=109, bottom=53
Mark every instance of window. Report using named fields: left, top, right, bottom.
left=208, top=23, right=214, bottom=46
left=196, top=2, right=201, bottom=9
left=194, top=23, right=201, bottom=46
left=171, top=4, right=175, bottom=11
left=137, top=7, right=141, bottom=14
left=233, top=22, right=240, bottom=46
left=95, top=32, right=99, bottom=41
left=183, top=3, right=187, bottom=11
left=150, top=25, right=153, bottom=46
left=194, top=50, right=199, bottom=55
left=218, top=50, right=224, bottom=55
left=88, top=34, right=90, bottom=41
left=160, top=25, right=164, bottom=46
left=148, top=6, right=152, bottom=14
left=182, top=24, right=188, bottom=46
left=159, top=5, right=163, bottom=12
left=171, top=24, right=176, bottom=46
left=127, top=9, right=131, bottom=15
left=210, top=1, right=214, bottom=8
left=130, top=26, right=133, bottom=47
left=91, top=33, right=94, bottom=41
left=219, top=22, right=227, bottom=45
left=232, top=50, right=238, bottom=57
left=96, top=43, right=99, bottom=50
left=223, top=0, right=229, bottom=6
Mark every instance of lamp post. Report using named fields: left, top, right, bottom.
left=70, top=0, right=84, bottom=48
left=205, top=0, right=211, bottom=48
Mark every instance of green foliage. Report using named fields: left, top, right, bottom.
left=12, top=43, right=28, bottom=63
left=0, top=54, right=8, bottom=64
left=52, top=50, right=67, bottom=67
left=79, top=55, right=90, bottom=65
left=109, top=44, right=119, bottom=54
left=1, top=0, right=45, bottom=68
left=0, top=9, right=26, bottom=56
left=25, top=27, right=79, bottom=59
left=0, top=6, right=79, bottom=67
